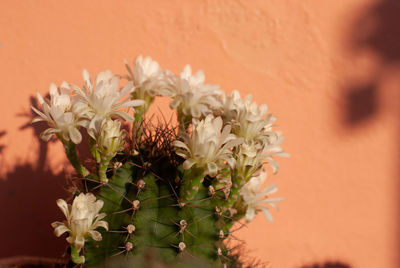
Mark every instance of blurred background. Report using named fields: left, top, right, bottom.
left=0, top=0, right=399, bottom=267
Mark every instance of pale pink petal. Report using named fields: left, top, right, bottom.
left=49, top=83, right=58, bottom=96
left=36, top=92, right=45, bottom=105
left=207, top=162, right=218, bottom=177
left=68, top=127, right=82, bottom=144
left=114, top=111, right=134, bottom=122
left=31, top=106, right=46, bottom=119
left=89, top=230, right=102, bottom=241
left=261, top=207, right=273, bottom=222
left=245, top=207, right=255, bottom=222
left=93, top=220, right=108, bottom=231
left=172, top=140, right=189, bottom=151
left=82, top=69, right=92, bottom=91
left=53, top=224, right=70, bottom=237
left=183, top=159, right=196, bottom=170
left=56, top=199, right=70, bottom=219
left=32, top=116, right=45, bottom=123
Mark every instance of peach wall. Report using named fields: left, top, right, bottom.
left=0, top=0, right=399, bottom=267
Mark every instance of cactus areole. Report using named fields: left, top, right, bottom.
left=34, top=56, right=288, bottom=267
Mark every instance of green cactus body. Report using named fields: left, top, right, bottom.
left=83, top=155, right=237, bottom=267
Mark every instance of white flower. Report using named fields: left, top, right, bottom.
left=239, top=170, right=283, bottom=222
left=51, top=193, right=108, bottom=252
left=95, top=118, right=126, bottom=157
left=235, top=141, right=264, bottom=179
left=32, top=82, right=85, bottom=144
left=71, top=69, right=144, bottom=137
left=262, top=131, right=290, bottom=174
left=221, top=90, right=242, bottom=121
left=223, top=90, right=272, bottom=142
left=173, top=115, right=242, bottom=176
left=125, top=55, right=171, bottom=99
left=223, top=91, right=289, bottom=173
left=168, top=65, right=222, bottom=118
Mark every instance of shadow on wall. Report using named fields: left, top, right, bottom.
left=0, top=130, right=5, bottom=154
left=342, top=0, right=400, bottom=267
left=300, top=262, right=351, bottom=268
left=343, top=0, right=400, bottom=125
left=0, top=96, right=69, bottom=259
left=0, top=131, right=6, bottom=172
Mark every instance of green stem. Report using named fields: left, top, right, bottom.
left=224, top=173, right=244, bottom=210
left=89, top=138, right=101, bottom=163
left=132, top=93, right=153, bottom=144
left=98, top=157, right=111, bottom=183
left=63, top=142, right=90, bottom=177
left=177, top=111, right=191, bottom=137
left=71, top=245, right=85, bottom=264
left=180, top=166, right=205, bottom=204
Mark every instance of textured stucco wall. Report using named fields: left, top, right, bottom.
left=0, top=0, right=399, bottom=267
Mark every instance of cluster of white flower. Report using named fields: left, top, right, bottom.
left=34, top=55, right=288, bottom=242
left=173, top=88, right=288, bottom=222
left=218, top=90, right=289, bottom=221
left=222, top=90, right=288, bottom=171
left=33, top=69, right=143, bottom=160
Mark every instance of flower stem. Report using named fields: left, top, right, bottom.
left=133, top=105, right=146, bottom=145
left=98, top=157, right=110, bottom=183
left=177, top=112, right=191, bottom=137
left=224, top=173, right=245, bottom=210
left=70, top=245, right=85, bottom=264
left=180, top=166, right=205, bottom=204
left=63, top=142, right=90, bottom=177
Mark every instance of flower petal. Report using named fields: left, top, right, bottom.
left=68, top=127, right=82, bottom=144
left=82, top=69, right=92, bottom=91
left=173, top=140, right=189, bottom=151
left=53, top=224, right=70, bottom=237
left=207, top=162, right=219, bottom=177
left=245, top=207, right=255, bottom=222
left=89, top=230, right=102, bottom=241
left=93, top=220, right=109, bottom=231
left=183, top=158, right=196, bottom=170
left=56, top=199, right=70, bottom=219
left=261, top=207, right=273, bottom=222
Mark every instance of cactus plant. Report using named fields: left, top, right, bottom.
left=33, top=56, right=288, bottom=267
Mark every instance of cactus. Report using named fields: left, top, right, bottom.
left=34, top=56, right=288, bottom=267
left=80, top=124, right=243, bottom=267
